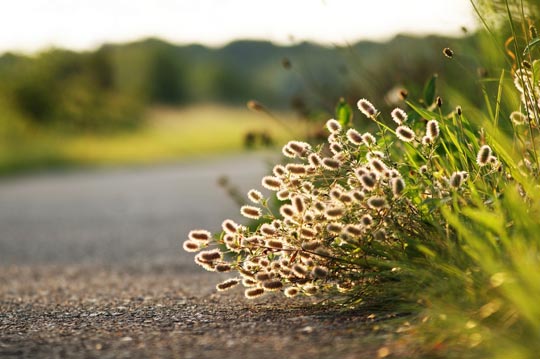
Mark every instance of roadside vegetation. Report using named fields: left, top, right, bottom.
left=183, top=1, right=540, bottom=357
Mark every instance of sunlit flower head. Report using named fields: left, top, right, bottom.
left=476, top=145, right=492, bottom=167
left=396, top=125, right=415, bottom=142
left=362, top=132, right=377, bottom=146
left=357, top=98, right=377, bottom=117
left=326, top=119, right=342, bottom=133
left=240, top=205, right=262, bottom=219
left=391, top=108, right=407, bottom=125
left=245, top=287, right=265, bottom=299
left=426, top=119, right=440, bottom=139
left=262, top=176, right=282, bottom=190
left=367, top=196, right=388, bottom=209
left=188, top=229, right=211, bottom=242
left=284, top=287, right=300, bottom=298
left=247, top=189, right=263, bottom=203
left=216, top=278, right=240, bottom=291
left=183, top=239, right=202, bottom=252
left=346, top=128, right=364, bottom=145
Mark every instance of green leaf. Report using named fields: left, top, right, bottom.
left=406, top=101, right=438, bottom=120
left=523, top=37, right=540, bottom=56
left=335, top=97, right=352, bottom=127
left=533, top=60, right=540, bottom=84
left=423, top=74, right=438, bottom=107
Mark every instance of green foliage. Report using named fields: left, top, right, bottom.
left=181, top=3, right=540, bottom=358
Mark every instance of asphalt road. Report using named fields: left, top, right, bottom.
left=0, top=153, right=397, bottom=359
left=0, top=153, right=274, bottom=268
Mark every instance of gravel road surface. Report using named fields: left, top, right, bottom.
left=0, top=154, right=399, bottom=358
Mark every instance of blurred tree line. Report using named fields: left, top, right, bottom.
left=0, top=34, right=483, bottom=134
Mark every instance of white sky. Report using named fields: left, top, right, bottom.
left=0, top=0, right=477, bottom=53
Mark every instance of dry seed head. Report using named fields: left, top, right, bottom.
left=391, top=177, right=405, bottom=197
left=443, top=47, right=454, bottom=58
left=183, top=239, right=201, bottom=252
left=329, top=187, right=343, bottom=200
left=222, top=219, right=239, bottom=234
left=280, top=204, right=296, bottom=218
left=328, top=133, right=338, bottom=144
left=510, top=111, right=527, bottom=125
left=262, top=176, right=282, bottom=191
left=188, top=229, right=211, bottom=242
left=259, top=258, right=270, bottom=267
left=292, top=196, right=306, bottom=213
left=308, top=153, right=322, bottom=167
left=362, top=133, right=376, bottom=146
left=255, top=272, right=272, bottom=281
left=340, top=193, right=353, bottom=204
left=391, top=108, right=407, bottom=125
left=327, top=222, right=343, bottom=234
left=287, top=141, right=311, bottom=157
left=199, top=249, right=223, bottom=262
left=302, top=181, right=314, bottom=193
left=302, top=240, right=322, bottom=251
left=241, top=205, right=262, bottom=219
left=360, top=174, right=377, bottom=190
left=321, top=157, right=341, bottom=170
left=312, top=266, right=329, bottom=278
left=284, top=287, right=300, bottom=298
left=476, top=145, right=492, bottom=167
left=242, top=277, right=257, bottom=287
left=427, top=120, right=440, bottom=139
left=344, top=224, right=363, bottom=237
left=215, top=263, right=232, bottom=272
left=330, top=143, right=343, bottom=156
left=421, top=135, right=433, bottom=146
left=326, top=118, right=342, bottom=133
left=367, top=196, right=388, bottom=209
left=282, top=145, right=296, bottom=158
left=262, top=280, right=283, bottom=291
left=260, top=223, right=276, bottom=236
left=325, top=206, right=345, bottom=219
left=360, top=214, right=373, bottom=227
left=266, top=239, right=284, bottom=249
left=303, top=211, right=315, bottom=222
left=273, top=165, right=287, bottom=178
left=286, top=163, right=308, bottom=175
left=399, top=89, right=408, bottom=99
left=300, top=227, right=317, bottom=239
left=369, top=158, right=387, bottom=173
left=352, top=190, right=365, bottom=202
left=396, top=126, right=416, bottom=142
left=292, top=264, right=308, bottom=278
left=449, top=172, right=463, bottom=189
left=357, top=98, right=377, bottom=117
left=277, top=189, right=290, bottom=201
left=346, top=128, right=364, bottom=145
left=245, top=287, right=265, bottom=299
left=247, top=189, right=263, bottom=203
left=216, top=278, right=240, bottom=291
